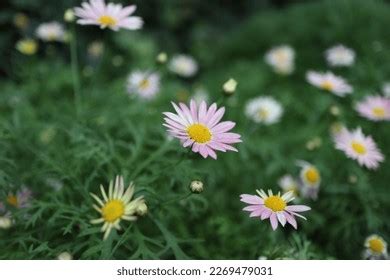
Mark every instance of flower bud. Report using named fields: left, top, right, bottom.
left=64, top=9, right=75, bottom=22
left=0, top=216, right=12, bottom=229
left=189, top=180, right=204, bottom=193
left=57, top=252, right=73, bottom=260
left=223, top=78, right=237, bottom=95
left=136, top=202, right=148, bottom=216
left=156, top=52, right=168, bottom=64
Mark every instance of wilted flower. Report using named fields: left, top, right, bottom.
left=333, top=127, right=384, bottom=170
left=7, top=187, right=32, bottom=209
left=240, top=189, right=310, bottom=230
left=90, top=175, right=145, bottom=240
left=355, top=95, right=390, bottom=121
left=245, top=96, right=283, bottom=125
left=136, top=202, right=148, bottom=216
left=127, top=70, right=160, bottom=100
left=64, top=9, right=75, bottom=22
left=156, top=52, right=168, bottom=64
left=278, top=175, right=299, bottom=196
left=296, top=160, right=321, bottom=200
left=325, top=45, right=355, bottom=67
left=306, top=71, right=353, bottom=97
left=168, top=55, right=198, bottom=78
left=222, top=78, right=238, bottom=95
left=265, top=45, right=295, bottom=75
left=16, top=39, right=38, bottom=56
left=74, top=0, right=143, bottom=31
left=190, top=180, right=204, bottom=193
left=57, top=252, right=73, bottom=260
left=163, top=100, right=242, bottom=159
left=36, top=22, right=66, bottom=42
left=364, top=234, right=388, bottom=260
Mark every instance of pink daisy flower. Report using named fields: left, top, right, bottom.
left=306, top=70, right=353, bottom=97
left=74, top=0, right=143, bottom=31
left=163, top=100, right=242, bottom=159
left=240, top=189, right=310, bottom=230
left=333, top=127, right=384, bottom=170
left=355, top=95, right=390, bottom=121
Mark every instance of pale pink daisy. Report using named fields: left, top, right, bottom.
left=306, top=70, right=353, bottom=97
left=355, top=95, right=390, bottom=121
left=240, top=189, right=310, bottom=230
left=74, top=0, right=143, bottom=31
left=333, top=127, right=384, bottom=170
left=163, top=100, right=242, bottom=159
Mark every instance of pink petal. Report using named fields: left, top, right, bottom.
left=286, top=205, right=311, bottom=212
left=270, top=213, right=278, bottom=230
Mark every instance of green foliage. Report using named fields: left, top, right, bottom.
left=0, top=0, right=389, bottom=259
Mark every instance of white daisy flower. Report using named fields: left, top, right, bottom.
left=296, top=160, right=321, bottom=200
left=245, top=96, right=283, bottom=125
left=90, top=175, right=145, bottom=240
left=168, top=54, right=198, bottom=78
left=306, top=70, right=353, bottom=97
left=35, top=21, right=66, bottom=42
left=278, top=174, right=299, bottom=196
left=265, top=45, right=295, bottom=75
left=364, top=234, right=388, bottom=260
left=127, top=70, right=160, bottom=100
left=325, top=45, right=355, bottom=67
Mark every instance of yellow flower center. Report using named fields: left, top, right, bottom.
left=187, top=124, right=212, bottom=143
left=17, top=40, right=37, bottom=55
left=369, top=238, right=384, bottom=253
left=305, top=167, right=320, bottom=184
left=264, top=195, right=286, bottom=212
left=275, top=51, right=287, bottom=63
left=102, top=200, right=124, bottom=223
left=258, top=108, right=269, bottom=119
left=99, top=15, right=117, bottom=27
left=372, top=107, right=385, bottom=118
left=139, top=79, right=150, bottom=90
left=351, top=141, right=366, bottom=155
left=321, top=80, right=334, bottom=91
left=7, top=195, right=19, bottom=207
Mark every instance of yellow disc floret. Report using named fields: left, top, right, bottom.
left=351, top=141, right=366, bottom=155
left=7, top=195, right=19, bottom=207
left=264, top=195, right=286, bottom=212
left=102, top=200, right=125, bottom=223
left=321, top=80, right=334, bottom=91
left=99, top=15, right=117, bottom=27
left=187, top=124, right=212, bottom=143
left=368, top=238, right=385, bottom=254
left=372, top=107, right=385, bottom=118
left=139, top=79, right=150, bottom=90
left=305, top=167, right=320, bottom=184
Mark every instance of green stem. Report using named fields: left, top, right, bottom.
left=70, top=25, right=81, bottom=116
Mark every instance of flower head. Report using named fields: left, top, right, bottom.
left=168, top=55, right=198, bottom=78
left=240, top=189, right=310, bottom=230
left=296, top=160, right=321, bottom=200
left=16, top=39, right=38, bottom=55
left=163, top=100, right=242, bottom=159
left=265, top=45, right=295, bottom=75
left=74, top=0, right=143, bottom=31
left=127, top=70, right=160, bottom=100
left=7, top=187, right=32, bottom=209
left=306, top=71, right=353, bottom=97
left=36, top=22, right=66, bottom=42
left=325, top=45, right=355, bottom=67
left=245, top=96, right=283, bottom=125
left=355, top=95, right=390, bottom=121
left=278, top=175, right=299, bottom=196
left=364, top=234, right=388, bottom=260
left=90, top=175, right=145, bottom=240
left=333, top=127, right=384, bottom=170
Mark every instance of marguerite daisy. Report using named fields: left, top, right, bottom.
left=7, top=187, right=32, bottom=209
left=35, top=22, right=66, bottom=42
left=74, top=0, right=143, bottom=31
left=126, top=70, right=160, bottom=100
left=325, top=45, right=355, bottom=67
left=364, top=234, right=388, bottom=260
left=163, top=100, right=242, bottom=159
left=333, top=127, right=384, bottom=170
left=265, top=45, right=295, bottom=75
left=168, top=54, right=198, bottom=78
left=296, top=160, right=321, bottom=200
left=306, top=70, right=353, bottom=97
left=355, top=95, right=390, bottom=121
left=90, top=175, right=145, bottom=240
left=245, top=96, right=283, bottom=125
left=240, top=189, right=310, bottom=230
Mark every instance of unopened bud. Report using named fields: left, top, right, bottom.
left=223, top=78, right=237, bottom=95
left=156, top=52, right=168, bottom=64
left=0, top=216, right=12, bottom=229
left=190, top=180, right=204, bottom=193
left=64, top=9, right=75, bottom=22
left=57, top=252, right=73, bottom=260
left=136, top=202, right=148, bottom=216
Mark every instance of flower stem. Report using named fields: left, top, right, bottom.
left=70, top=25, right=81, bottom=117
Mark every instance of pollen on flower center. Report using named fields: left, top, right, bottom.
left=258, top=108, right=269, bottom=119
left=369, top=238, right=384, bottom=253
left=321, top=80, right=334, bottom=91
left=139, top=79, right=150, bottom=90
left=264, top=195, right=286, bottom=212
left=187, top=123, right=212, bottom=143
left=305, top=168, right=319, bottom=184
left=99, top=15, right=117, bottom=27
left=102, top=200, right=125, bottom=222
left=372, top=107, right=385, bottom=117
left=351, top=141, right=366, bottom=155
left=7, top=195, right=18, bottom=207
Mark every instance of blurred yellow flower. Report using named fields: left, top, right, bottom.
left=16, top=39, right=38, bottom=56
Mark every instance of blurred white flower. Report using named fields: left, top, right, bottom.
left=265, top=45, right=295, bottom=75
left=36, top=22, right=66, bottom=42
left=127, top=70, right=160, bottom=100
left=325, top=45, right=355, bottom=67
left=278, top=175, right=299, bottom=196
left=245, top=96, right=283, bottom=125
left=382, top=82, right=390, bottom=97
left=0, top=215, right=12, bottom=229
left=306, top=70, right=353, bottom=97
left=168, top=54, right=198, bottom=78
left=57, top=252, right=73, bottom=260
left=364, top=234, right=388, bottom=260
left=190, top=180, right=204, bottom=193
